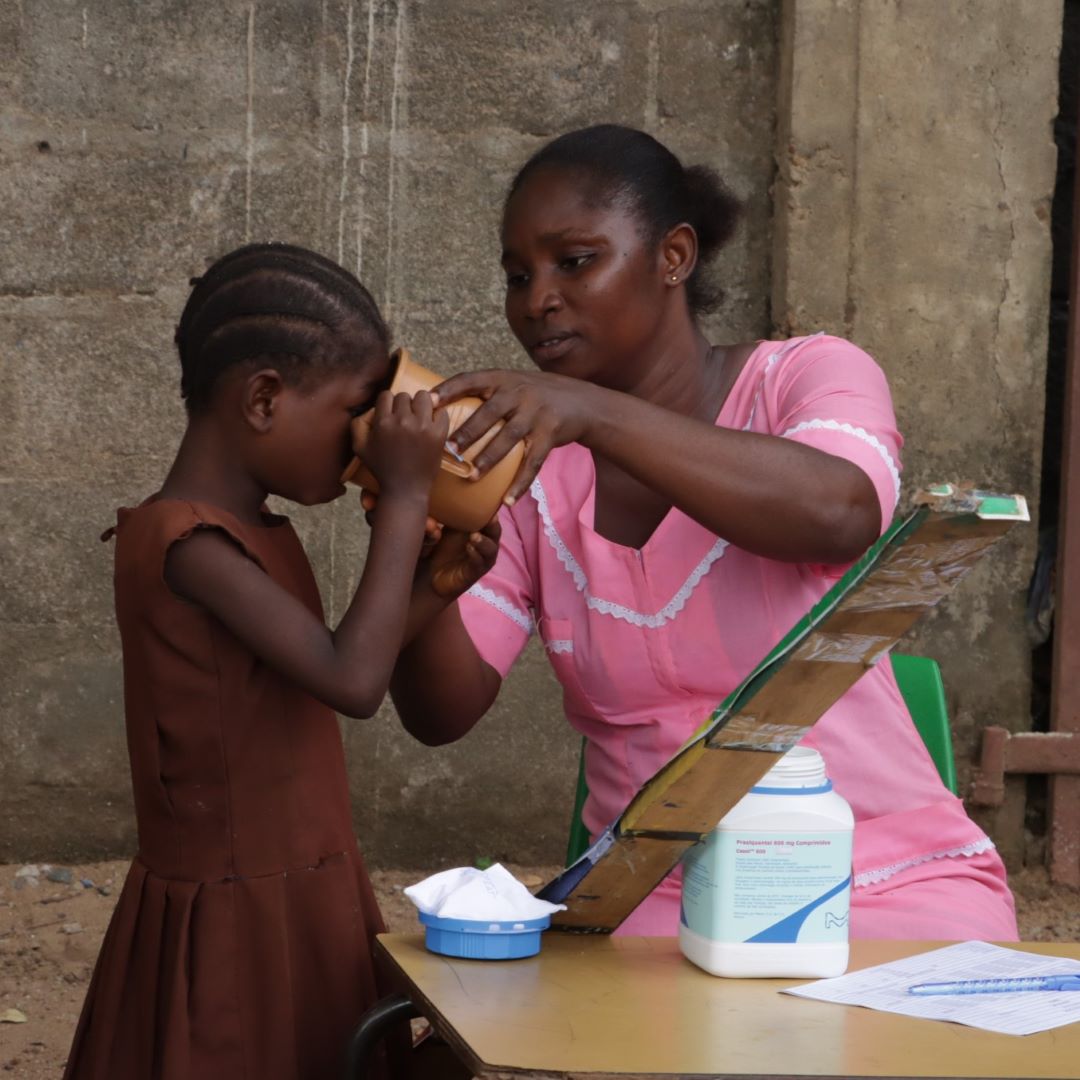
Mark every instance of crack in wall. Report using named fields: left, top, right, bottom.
left=244, top=4, right=256, bottom=242
left=336, top=1, right=356, bottom=267
left=355, top=0, right=376, bottom=279
left=644, top=17, right=659, bottom=128
left=987, top=66, right=1017, bottom=390
left=384, top=0, right=406, bottom=322
left=842, top=0, right=862, bottom=340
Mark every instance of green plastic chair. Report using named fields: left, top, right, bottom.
left=890, top=653, right=957, bottom=796
left=565, top=652, right=956, bottom=866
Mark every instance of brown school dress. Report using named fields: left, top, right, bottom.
left=65, top=499, right=392, bottom=1080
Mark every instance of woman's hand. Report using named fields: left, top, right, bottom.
left=422, top=519, right=502, bottom=598
left=356, top=390, right=448, bottom=500
left=360, top=490, right=499, bottom=597
left=433, top=370, right=596, bottom=504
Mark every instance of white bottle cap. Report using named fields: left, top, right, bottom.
left=751, top=746, right=829, bottom=791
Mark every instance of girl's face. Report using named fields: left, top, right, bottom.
left=258, top=352, right=390, bottom=506
left=500, top=168, right=671, bottom=390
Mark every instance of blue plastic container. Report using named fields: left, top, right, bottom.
left=419, top=912, right=550, bottom=960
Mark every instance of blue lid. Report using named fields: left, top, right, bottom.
left=418, top=911, right=551, bottom=933
left=750, top=779, right=833, bottom=796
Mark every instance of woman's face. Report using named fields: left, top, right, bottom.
left=500, top=168, right=673, bottom=390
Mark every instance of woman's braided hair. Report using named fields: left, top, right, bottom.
left=507, top=125, right=742, bottom=314
left=175, top=243, right=389, bottom=412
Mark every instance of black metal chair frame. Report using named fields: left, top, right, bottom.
left=346, top=993, right=419, bottom=1079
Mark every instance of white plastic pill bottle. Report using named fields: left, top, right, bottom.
left=680, top=745, right=854, bottom=978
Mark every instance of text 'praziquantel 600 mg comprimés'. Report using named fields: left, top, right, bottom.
left=680, top=746, right=853, bottom=978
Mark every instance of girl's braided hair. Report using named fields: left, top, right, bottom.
left=175, top=243, right=389, bottom=411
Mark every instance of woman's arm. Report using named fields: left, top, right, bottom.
left=389, top=518, right=505, bottom=744
left=436, top=363, right=881, bottom=565
left=579, top=390, right=878, bottom=563
left=392, top=504, right=535, bottom=745
left=392, top=600, right=503, bottom=745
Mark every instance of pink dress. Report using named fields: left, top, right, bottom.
left=458, top=335, right=1018, bottom=940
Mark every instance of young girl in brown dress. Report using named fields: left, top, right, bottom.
left=64, top=243, right=498, bottom=1080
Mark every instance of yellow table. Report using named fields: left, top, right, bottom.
left=373, top=935, right=1080, bottom=1079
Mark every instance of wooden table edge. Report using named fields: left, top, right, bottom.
left=372, top=935, right=1080, bottom=1080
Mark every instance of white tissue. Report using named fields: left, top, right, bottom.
left=404, top=863, right=566, bottom=922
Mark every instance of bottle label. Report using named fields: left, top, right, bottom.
left=681, top=830, right=852, bottom=944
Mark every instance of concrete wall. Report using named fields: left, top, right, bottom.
left=0, top=1, right=1060, bottom=869
left=0, top=0, right=778, bottom=866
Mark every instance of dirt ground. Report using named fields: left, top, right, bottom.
left=1, top=860, right=1077, bottom=1078
left=0, top=859, right=560, bottom=1077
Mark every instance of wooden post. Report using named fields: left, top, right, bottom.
left=1049, top=96, right=1080, bottom=887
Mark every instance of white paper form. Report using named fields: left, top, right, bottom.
left=782, top=941, right=1080, bottom=1036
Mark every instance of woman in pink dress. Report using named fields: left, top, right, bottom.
left=393, top=125, right=1017, bottom=940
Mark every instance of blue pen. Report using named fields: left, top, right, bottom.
left=908, top=974, right=1080, bottom=996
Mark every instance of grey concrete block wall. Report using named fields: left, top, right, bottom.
left=0, top=1, right=1060, bottom=870
left=1, top=1, right=779, bottom=865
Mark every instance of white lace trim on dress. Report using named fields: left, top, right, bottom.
left=466, top=583, right=533, bottom=633
left=781, top=418, right=902, bottom=505
left=853, top=835, right=996, bottom=888
left=545, top=639, right=574, bottom=655
left=740, top=335, right=818, bottom=432
left=530, top=478, right=729, bottom=629
left=741, top=352, right=778, bottom=431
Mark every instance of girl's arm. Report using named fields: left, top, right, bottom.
left=436, top=344, right=891, bottom=565
left=164, top=392, right=447, bottom=719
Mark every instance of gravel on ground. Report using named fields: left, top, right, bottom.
left=1, top=859, right=1076, bottom=1077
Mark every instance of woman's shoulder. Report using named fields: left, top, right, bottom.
left=758, top=332, right=879, bottom=366
left=726, top=333, right=878, bottom=396
left=756, top=332, right=890, bottom=397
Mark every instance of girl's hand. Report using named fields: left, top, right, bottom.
left=432, top=370, right=595, bottom=504
left=357, top=390, right=449, bottom=500
left=422, top=518, right=501, bottom=598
